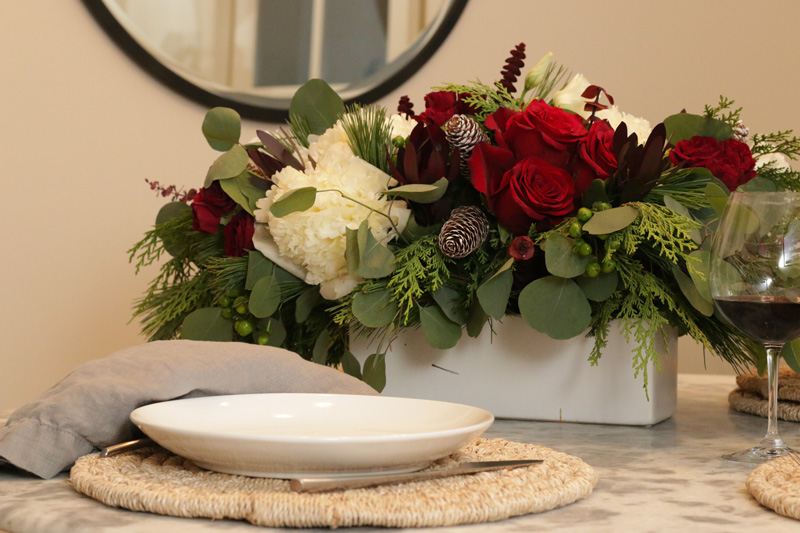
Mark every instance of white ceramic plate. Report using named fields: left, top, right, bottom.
left=130, top=393, right=493, bottom=478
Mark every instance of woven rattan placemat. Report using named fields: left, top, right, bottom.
left=70, top=437, right=597, bottom=529
left=729, top=368, right=800, bottom=422
left=747, top=455, right=800, bottom=520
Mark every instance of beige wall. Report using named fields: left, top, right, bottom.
left=2, top=0, right=797, bottom=411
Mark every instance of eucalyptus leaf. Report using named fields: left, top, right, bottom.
left=476, top=269, right=513, bottom=320
left=248, top=275, right=281, bottom=318
left=432, top=285, right=468, bottom=324
left=545, top=233, right=591, bottom=278
left=357, top=221, right=396, bottom=278
left=384, top=178, right=449, bottom=203
left=289, top=79, right=345, bottom=136
left=362, top=352, right=386, bottom=392
left=219, top=171, right=265, bottom=215
left=575, top=271, right=619, bottom=302
left=518, top=276, right=591, bottom=339
left=419, top=305, right=462, bottom=349
left=312, top=328, right=331, bottom=365
left=295, top=287, right=320, bottom=324
left=399, top=214, right=438, bottom=242
left=180, top=308, right=232, bottom=341
left=204, top=145, right=249, bottom=187
left=687, top=250, right=711, bottom=302
left=663, top=113, right=734, bottom=143
left=254, top=317, right=286, bottom=347
left=582, top=205, right=639, bottom=235
left=202, top=107, right=241, bottom=151
left=466, top=299, right=488, bottom=338
left=705, top=183, right=729, bottom=217
left=246, top=251, right=274, bottom=290
left=345, top=226, right=360, bottom=275
left=270, top=187, right=317, bottom=218
left=672, top=267, right=714, bottom=316
left=352, top=289, right=397, bottom=328
left=663, top=195, right=701, bottom=244
left=340, top=350, right=363, bottom=380
left=783, top=340, right=800, bottom=375
left=155, top=202, right=191, bottom=256
left=740, top=175, right=779, bottom=192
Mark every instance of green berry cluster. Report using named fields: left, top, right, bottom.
left=569, top=202, right=620, bottom=278
left=218, top=290, right=271, bottom=345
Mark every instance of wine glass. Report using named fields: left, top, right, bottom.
left=709, top=191, right=800, bottom=463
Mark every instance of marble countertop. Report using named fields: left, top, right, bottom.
left=2, top=374, right=800, bottom=532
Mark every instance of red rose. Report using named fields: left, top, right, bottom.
left=487, top=99, right=587, bottom=167
left=707, top=138, right=757, bottom=190
left=470, top=142, right=575, bottom=234
left=223, top=211, right=255, bottom=257
left=670, top=136, right=756, bottom=191
left=417, top=91, right=477, bottom=127
left=191, top=181, right=236, bottom=233
left=571, top=120, right=617, bottom=196
left=669, top=136, right=721, bottom=168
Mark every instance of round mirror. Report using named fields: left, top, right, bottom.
left=82, top=0, right=468, bottom=122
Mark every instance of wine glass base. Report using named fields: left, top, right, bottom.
left=721, top=446, right=796, bottom=464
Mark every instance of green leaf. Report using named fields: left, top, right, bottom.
left=705, top=183, right=729, bottom=217
left=582, top=205, right=639, bottom=235
left=312, top=329, right=330, bottom=365
left=783, top=340, right=800, bottom=375
left=345, top=226, right=360, bottom=275
left=248, top=275, right=281, bottom=318
left=270, top=187, right=317, bottom=218
left=465, top=298, right=488, bottom=338
left=219, top=172, right=267, bottom=215
left=340, top=350, right=363, bottom=380
left=518, top=276, right=591, bottom=339
left=155, top=202, right=191, bottom=256
left=362, top=353, right=386, bottom=392
left=582, top=179, right=609, bottom=207
left=663, top=113, right=734, bottom=144
left=476, top=268, right=513, bottom=320
left=254, top=317, right=286, bottom=347
left=352, top=289, right=397, bottom=328
left=246, top=251, right=274, bottom=290
left=663, top=195, right=701, bottom=244
left=357, top=221, right=396, bottom=278
left=289, top=79, right=345, bottom=136
left=575, top=271, right=619, bottom=302
left=687, top=250, right=711, bottom=302
left=672, top=266, right=714, bottom=316
left=180, top=308, right=233, bottom=341
left=419, top=305, right=462, bottom=349
left=384, top=178, right=449, bottom=203
left=295, top=287, right=320, bottom=324
left=740, top=175, right=779, bottom=192
left=544, top=233, right=591, bottom=278
left=204, top=145, right=249, bottom=187
left=432, top=285, right=467, bottom=324
left=202, top=107, right=241, bottom=151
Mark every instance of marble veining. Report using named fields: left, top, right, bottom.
left=2, top=375, right=800, bottom=532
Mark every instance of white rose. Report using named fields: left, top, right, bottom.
left=755, top=152, right=791, bottom=171
left=552, top=73, right=592, bottom=116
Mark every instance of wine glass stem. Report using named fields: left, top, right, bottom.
left=762, top=345, right=787, bottom=449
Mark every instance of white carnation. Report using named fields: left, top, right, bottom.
left=253, top=128, right=409, bottom=296
left=389, top=113, right=417, bottom=140
left=596, top=106, right=652, bottom=142
left=756, top=152, right=791, bottom=171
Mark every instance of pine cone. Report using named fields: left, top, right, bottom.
left=439, top=206, right=490, bottom=259
left=733, top=121, right=749, bottom=143
left=445, top=114, right=488, bottom=178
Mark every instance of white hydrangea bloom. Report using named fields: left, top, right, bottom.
left=253, top=123, right=410, bottom=299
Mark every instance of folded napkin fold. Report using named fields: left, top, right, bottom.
left=0, top=340, right=378, bottom=479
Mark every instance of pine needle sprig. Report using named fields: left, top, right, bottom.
left=133, top=269, right=214, bottom=340
left=533, top=63, right=571, bottom=103
left=644, top=170, right=715, bottom=210
left=340, top=105, right=394, bottom=174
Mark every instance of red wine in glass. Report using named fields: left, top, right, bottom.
left=713, top=295, right=800, bottom=345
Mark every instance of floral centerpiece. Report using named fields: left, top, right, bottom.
left=131, top=43, right=800, bottom=393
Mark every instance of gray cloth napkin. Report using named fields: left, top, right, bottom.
left=0, top=340, right=378, bottom=479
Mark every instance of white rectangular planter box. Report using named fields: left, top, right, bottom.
left=353, top=319, right=677, bottom=426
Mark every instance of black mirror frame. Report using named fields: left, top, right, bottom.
left=81, top=0, right=469, bottom=122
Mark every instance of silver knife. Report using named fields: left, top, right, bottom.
left=289, top=459, right=543, bottom=493
left=99, top=438, right=155, bottom=458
